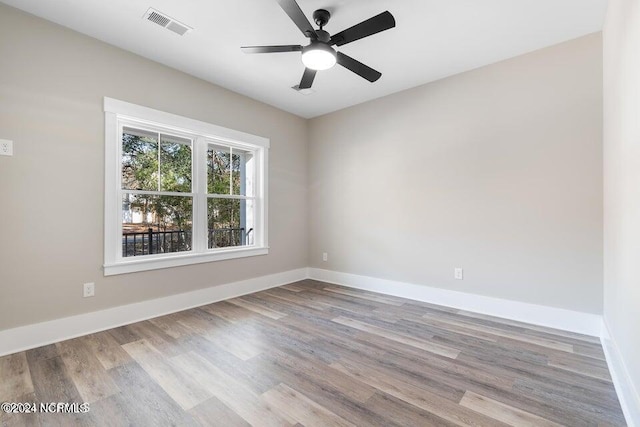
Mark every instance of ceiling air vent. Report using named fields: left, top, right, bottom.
left=143, top=8, right=193, bottom=36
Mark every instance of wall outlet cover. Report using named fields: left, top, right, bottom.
left=83, top=282, right=95, bottom=298
left=0, top=139, right=13, bottom=156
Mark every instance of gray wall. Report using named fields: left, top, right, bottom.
left=308, top=34, right=603, bottom=314
left=0, top=4, right=308, bottom=330
left=603, top=0, right=640, bottom=406
left=0, top=1, right=607, bottom=333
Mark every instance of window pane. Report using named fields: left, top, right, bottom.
left=160, top=134, right=192, bottom=192
left=231, top=152, right=242, bottom=195
left=207, top=145, right=252, bottom=196
left=231, top=150, right=252, bottom=196
left=207, top=146, right=231, bottom=195
left=207, top=198, right=254, bottom=248
left=122, top=194, right=193, bottom=257
left=122, top=127, right=158, bottom=191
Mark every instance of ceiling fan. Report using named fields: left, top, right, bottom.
left=241, top=0, right=396, bottom=89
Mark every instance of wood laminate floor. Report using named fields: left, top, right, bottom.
left=0, top=280, right=625, bottom=426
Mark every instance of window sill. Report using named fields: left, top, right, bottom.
left=103, top=246, right=269, bottom=276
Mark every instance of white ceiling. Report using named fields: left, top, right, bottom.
left=2, top=0, right=607, bottom=118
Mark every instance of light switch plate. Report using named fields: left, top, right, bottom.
left=0, top=139, right=13, bottom=156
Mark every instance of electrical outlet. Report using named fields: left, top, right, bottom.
left=0, top=139, right=13, bottom=156
left=322, top=252, right=328, bottom=262
left=83, top=282, right=95, bottom=298
left=454, top=268, right=464, bottom=280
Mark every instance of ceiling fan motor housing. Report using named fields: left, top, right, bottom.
left=315, top=29, right=331, bottom=43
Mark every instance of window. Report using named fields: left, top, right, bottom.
left=104, top=98, right=268, bottom=275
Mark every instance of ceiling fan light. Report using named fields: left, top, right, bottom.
left=301, top=43, right=337, bottom=70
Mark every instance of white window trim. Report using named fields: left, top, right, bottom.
left=104, top=97, right=269, bottom=276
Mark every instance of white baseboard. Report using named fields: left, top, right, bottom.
left=308, top=268, right=602, bottom=337
left=601, top=320, right=640, bottom=427
left=0, top=268, right=307, bottom=357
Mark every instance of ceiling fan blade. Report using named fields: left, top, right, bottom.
left=276, top=0, right=318, bottom=38
left=298, top=68, right=317, bottom=89
left=337, top=52, right=381, bottom=82
left=241, top=45, right=303, bottom=54
left=330, top=11, right=395, bottom=46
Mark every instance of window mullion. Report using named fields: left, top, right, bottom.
left=193, top=137, right=208, bottom=252
left=229, top=147, right=233, bottom=196
left=157, top=131, right=161, bottom=192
